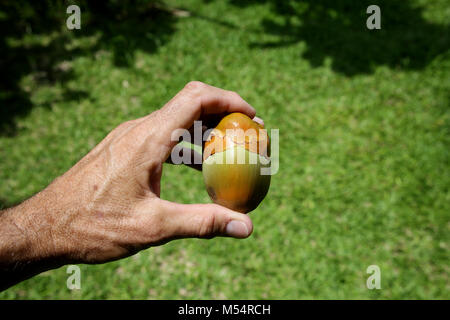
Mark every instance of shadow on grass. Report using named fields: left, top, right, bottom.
left=0, top=0, right=177, bottom=137
left=225, top=0, right=450, bottom=75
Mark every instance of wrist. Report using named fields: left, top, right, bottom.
left=0, top=186, right=69, bottom=268
left=0, top=185, right=73, bottom=290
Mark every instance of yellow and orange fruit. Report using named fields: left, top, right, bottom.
left=202, top=113, right=271, bottom=213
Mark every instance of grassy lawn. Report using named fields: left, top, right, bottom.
left=0, top=0, right=449, bottom=299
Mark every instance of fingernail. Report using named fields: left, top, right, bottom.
left=226, top=220, right=249, bottom=238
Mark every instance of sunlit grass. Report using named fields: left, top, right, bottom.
left=0, top=0, right=448, bottom=299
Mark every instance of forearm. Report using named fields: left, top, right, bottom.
left=0, top=191, right=67, bottom=291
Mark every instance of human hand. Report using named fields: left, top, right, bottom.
left=1, top=82, right=256, bottom=272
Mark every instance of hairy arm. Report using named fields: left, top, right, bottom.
left=0, top=82, right=255, bottom=291
left=0, top=190, right=67, bottom=290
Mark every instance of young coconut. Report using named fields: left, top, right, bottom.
left=202, top=113, right=271, bottom=213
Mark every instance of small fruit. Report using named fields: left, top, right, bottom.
left=202, top=113, right=271, bottom=213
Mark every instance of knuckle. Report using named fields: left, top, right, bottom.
left=197, top=213, right=217, bottom=239
left=184, top=81, right=205, bottom=92
left=115, top=120, right=134, bottom=132
left=228, top=90, right=241, bottom=99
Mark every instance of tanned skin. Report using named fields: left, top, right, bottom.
left=0, top=82, right=256, bottom=291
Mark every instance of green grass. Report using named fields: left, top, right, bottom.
left=0, top=0, right=449, bottom=299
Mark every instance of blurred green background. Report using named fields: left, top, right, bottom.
left=0, top=0, right=449, bottom=299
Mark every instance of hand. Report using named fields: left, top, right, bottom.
left=0, top=81, right=256, bottom=288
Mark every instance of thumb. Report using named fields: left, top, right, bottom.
left=156, top=199, right=253, bottom=239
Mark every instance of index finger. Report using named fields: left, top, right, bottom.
left=154, top=81, right=256, bottom=145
